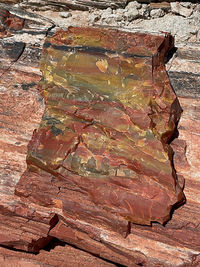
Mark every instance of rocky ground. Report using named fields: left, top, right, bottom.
left=3, top=1, right=199, bottom=44
left=0, top=1, right=200, bottom=266
left=1, top=0, right=199, bottom=98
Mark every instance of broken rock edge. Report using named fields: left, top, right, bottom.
left=14, top=27, right=185, bottom=247
left=45, top=27, right=185, bottom=220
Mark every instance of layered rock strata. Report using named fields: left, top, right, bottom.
left=15, top=27, right=185, bottom=235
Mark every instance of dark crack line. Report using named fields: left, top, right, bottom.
left=0, top=43, right=26, bottom=79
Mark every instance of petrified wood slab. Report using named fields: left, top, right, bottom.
left=15, top=27, right=185, bottom=237
left=4, top=0, right=196, bottom=11
left=0, top=17, right=200, bottom=265
left=20, top=0, right=127, bottom=10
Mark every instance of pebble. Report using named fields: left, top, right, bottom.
left=88, top=13, right=100, bottom=23
left=124, top=9, right=139, bottom=22
left=125, top=1, right=142, bottom=10
left=150, top=8, right=165, bottom=19
left=101, top=7, right=113, bottom=20
left=180, top=2, right=192, bottom=8
left=139, top=4, right=149, bottom=18
left=59, top=12, right=72, bottom=18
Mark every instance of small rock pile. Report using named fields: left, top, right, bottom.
left=4, top=1, right=200, bottom=44
left=88, top=1, right=199, bottom=24
left=87, top=1, right=200, bottom=43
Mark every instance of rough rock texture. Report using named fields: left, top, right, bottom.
left=0, top=8, right=25, bottom=40
left=15, top=27, right=185, bottom=233
left=1, top=1, right=200, bottom=44
left=20, top=0, right=128, bottom=10
left=0, top=242, right=116, bottom=267
left=0, top=2, right=200, bottom=267
left=166, top=43, right=200, bottom=98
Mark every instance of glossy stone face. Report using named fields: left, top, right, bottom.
left=26, top=27, right=185, bottom=226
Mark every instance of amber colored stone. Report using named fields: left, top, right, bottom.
left=16, top=27, right=185, bottom=230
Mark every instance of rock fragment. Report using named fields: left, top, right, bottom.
left=125, top=1, right=141, bottom=10
left=138, top=4, right=149, bottom=18
left=150, top=8, right=165, bottom=18
left=124, top=9, right=139, bottom=21
left=171, top=2, right=193, bottom=17
left=59, top=11, right=72, bottom=18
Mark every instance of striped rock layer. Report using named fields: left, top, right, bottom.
left=16, top=27, right=185, bottom=232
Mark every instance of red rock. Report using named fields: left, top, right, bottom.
left=0, top=244, right=116, bottom=267
left=0, top=15, right=200, bottom=267
left=0, top=8, right=24, bottom=38
left=15, top=27, right=185, bottom=238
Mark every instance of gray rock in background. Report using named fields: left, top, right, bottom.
left=88, top=12, right=101, bottom=24
left=101, top=7, right=113, bottom=19
left=124, top=9, right=139, bottom=22
left=125, top=1, right=141, bottom=10
left=139, top=4, right=149, bottom=18
left=59, top=11, right=72, bottom=18
left=150, top=8, right=165, bottom=18
left=180, top=2, right=192, bottom=8
left=114, top=8, right=124, bottom=21
left=171, top=2, right=193, bottom=17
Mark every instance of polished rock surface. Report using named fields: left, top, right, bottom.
left=15, top=27, right=185, bottom=231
